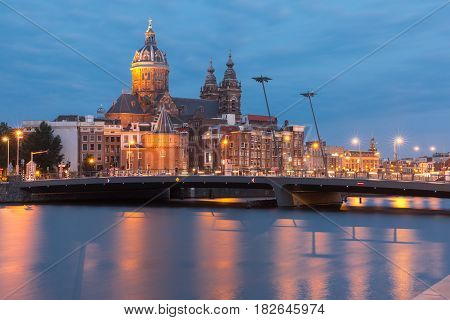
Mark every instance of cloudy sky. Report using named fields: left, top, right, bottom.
left=0, top=0, right=449, bottom=157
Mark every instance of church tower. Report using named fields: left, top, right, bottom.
left=218, top=53, right=241, bottom=117
left=130, top=19, right=169, bottom=111
left=200, top=59, right=219, bottom=100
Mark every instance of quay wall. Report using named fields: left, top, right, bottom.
left=0, top=183, right=32, bottom=203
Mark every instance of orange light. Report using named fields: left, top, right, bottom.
left=1, top=136, right=8, bottom=142
left=222, top=139, right=228, bottom=146
left=15, top=130, right=23, bottom=138
left=88, top=158, right=95, bottom=164
left=312, top=142, right=319, bottom=149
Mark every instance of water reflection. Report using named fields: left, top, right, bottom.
left=345, top=196, right=443, bottom=211
left=195, top=214, right=242, bottom=299
left=0, top=198, right=449, bottom=300
left=0, top=205, right=42, bottom=299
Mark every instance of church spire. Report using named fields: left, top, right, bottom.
left=369, top=137, right=377, bottom=152
left=200, top=58, right=219, bottom=100
left=218, top=52, right=241, bottom=117
left=154, top=107, right=174, bottom=133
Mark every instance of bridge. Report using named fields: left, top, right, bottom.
left=6, top=175, right=450, bottom=207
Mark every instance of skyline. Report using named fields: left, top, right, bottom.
left=0, top=0, right=449, bottom=158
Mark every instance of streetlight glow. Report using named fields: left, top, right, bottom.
left=351, top=137, right=360, bottom=146
left=2, top=136, right=8, bottom=143
left=395, top=136, right=404, bottom=145
left=429, top=146, right=436, bottom=152
left=413, top=146, right=420, bottom=152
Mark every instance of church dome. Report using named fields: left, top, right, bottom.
left=132, top=19, right=168, bottom=67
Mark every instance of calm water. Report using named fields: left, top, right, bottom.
left=0, top=197, right=449, bottom=300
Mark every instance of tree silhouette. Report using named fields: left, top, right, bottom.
left=22, top=122, right=63, bottom=172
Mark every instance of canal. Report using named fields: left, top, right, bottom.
left=0, top=196, right=449, bottom=299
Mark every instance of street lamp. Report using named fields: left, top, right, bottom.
left=301, top=91, right=328, bottom=177
left=2, top=136, right=9, bottom=175
left=15, top=130, right=23, bottom=175
left=128, top=139, right=135, bottom=171
left=413, top=146, right=420, bottom=152
left=393, top=136, right=403, bottom=173
left=429, top=146, right=436, bottom=153
left=221, top=138, right=229, bottom=175
left=351, top=137, right=362, bottom=172
left=252, top=75, right=282, bottom=175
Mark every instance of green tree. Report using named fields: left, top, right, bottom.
left=22, top=122, right=63, bottom=172
left=0, top=122, right=15, bottom=170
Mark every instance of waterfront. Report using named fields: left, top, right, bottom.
left=0, top=197, right=449, bottom=300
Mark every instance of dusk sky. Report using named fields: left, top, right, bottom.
left=0, top=0, right=449, bottom=158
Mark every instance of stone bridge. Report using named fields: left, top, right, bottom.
left=2, top=175, right=448, bottom=206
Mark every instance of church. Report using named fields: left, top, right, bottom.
left=106, top=19, right=242, bottom=128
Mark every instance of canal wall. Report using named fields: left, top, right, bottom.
left=0, top=182, right=275, bottom=204
left=0, top=183, right=32, bottom=203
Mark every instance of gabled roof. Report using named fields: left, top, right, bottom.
left=107, top=94, right=144, bottom=114
left=172, top=97, right=219, bottom=121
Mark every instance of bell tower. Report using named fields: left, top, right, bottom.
left=218, top=53, right=241, bottom=117
left=200, top=59, right=219, bottom=100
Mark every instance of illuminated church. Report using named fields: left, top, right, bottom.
left=106, top=19, right=242, bottom=127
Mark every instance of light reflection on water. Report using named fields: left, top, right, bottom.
left=344, top=196, right=444, bottom=211
left=0, top=197, right=449, bottom=300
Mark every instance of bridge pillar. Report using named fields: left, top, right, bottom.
left=272, top=184, right=343, bottom=208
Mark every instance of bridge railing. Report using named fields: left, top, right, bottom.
left=22, top=169, right=450, bottom=183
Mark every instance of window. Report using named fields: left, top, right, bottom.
left=90, top=144, right=95, bottom=151
left=116, top=137, right=120, bottom=142
left=105, top=137, right=109, bottom=143
left=97, top=135, right=102, bottom=142
left=90, top=135, right=95, bottom=142
left=97, top=144, right=102, bottom=151
left=82, top=154, right=87, bottom=160
left=138, top=152, right=142, bottom=160
left=160, top=150, right=166, bottom=158
left=124, top=136, right=128, bottom=143
left=97, top=155, right=102, bottom=161
left=82, top=135, right=88, bottom=142
left=110, top=137, right=114, bottom=143
left=82, top=144, right=87, bottom=151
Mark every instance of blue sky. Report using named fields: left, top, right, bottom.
left=0, top=0, right=449, bottom=157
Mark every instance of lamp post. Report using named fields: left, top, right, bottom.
left=128, top=139, right=135, bottom=171
left=252, top=75, right=281, bottom=175
left=2, top=136, right=9, bottom=175
left=15, top=130, right=23, bottom=175
left=352, top=137, right=362, bottom=173
left=393, top=136, right=404, bottom=173
left=222, top=137, right=228, bottom=175
left=301, top=91, right=328, bottom=177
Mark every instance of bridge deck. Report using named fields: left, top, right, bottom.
left=17, top=176, right=450, bottom=198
